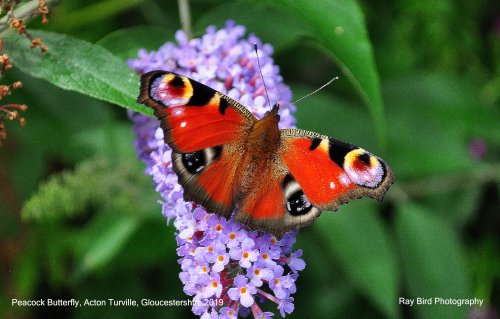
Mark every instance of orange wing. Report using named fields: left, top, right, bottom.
left=138, top=71, right=257, bottom=217
left=280, top=129, right=395, bottom=212
left=233, top=156, right=290, bottom=236
left=137, top=71, right=256, bottom=153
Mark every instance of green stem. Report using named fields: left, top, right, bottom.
left=388, top=163, right=500, bottom=202
left=0, top=0, right=58, bottom=34
left=178, top=0, right=192, bottom=39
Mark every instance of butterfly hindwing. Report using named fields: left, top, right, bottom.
left=234, top=166, right=322, bottom=238
left=138, top=71, right=256, bottom=153
left=280, top=128, right=395, bottom=212
left=172, top=143, right=244, bottom=218
left=233, top=155, right=292, bottom=236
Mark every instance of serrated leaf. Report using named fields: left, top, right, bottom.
left=396, top=203, right=470, bottom=319
left=256, top=0, right=387, bottom=146
left=3, top=30, right=151, bottom=116
left=315, top=201, right=400, bottom=318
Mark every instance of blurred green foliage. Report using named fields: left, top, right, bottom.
left=0, top=0, right=498, bottom=318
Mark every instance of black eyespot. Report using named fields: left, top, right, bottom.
left=358, top=152, right=371, bottom=165
left=286, top=190, right=313, bottom=216
left=182, top=151, right=206, bottom=173
left=170, top=75, right=185, bottom=87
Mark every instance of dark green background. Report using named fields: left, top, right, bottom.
left=1, top=0, right=498, bottom=318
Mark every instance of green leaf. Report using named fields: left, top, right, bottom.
left=396, top=203, right=470, bottom=319
left=72, top=123, right=138, bottom=162
left=75, top=214, right=140, bottom=279
left=12, top=248, right=40, bottom=299
left=315, top=201, right=399, bottom=318
left=3, top=30, right=151, bottom=116
left=256, top=0, right=387, bottom=147
left=112, top=216, right=177, bottom=267
left=97, top=25, right=174, bottom=60
left=469, top=236, right=500, bottom=302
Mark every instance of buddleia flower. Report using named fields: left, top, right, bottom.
left=129, top=20, right=302, bottom=318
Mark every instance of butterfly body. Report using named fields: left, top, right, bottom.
left=138, top=71, right=394, bottom=237
left=238, top=105, right=281, bottom=189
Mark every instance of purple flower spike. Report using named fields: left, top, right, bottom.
left=129, top=21, right=303, bottom=318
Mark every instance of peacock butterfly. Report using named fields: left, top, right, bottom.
left=137, top=71, right=395, bottom=237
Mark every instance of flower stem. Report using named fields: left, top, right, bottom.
left=177, top=0, right=192, bottom=39
left=250, top=302, right=263, bottom=318
left=0, top=0, right=57, bottom=34
left=257, top=288, right=279, bottom=303
left=388, top=163, right=500, bottom=202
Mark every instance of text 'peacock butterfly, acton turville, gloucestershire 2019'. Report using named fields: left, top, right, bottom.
left=137, top=71, right=395, bottom=237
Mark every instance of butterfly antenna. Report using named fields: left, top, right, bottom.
left=253, top=43, right=272, bottom=109
left=293, top=76, right=339, bottom=105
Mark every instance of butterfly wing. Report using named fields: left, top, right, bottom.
left=233, top=155, right=295, bottom=236
left=137, top=71, right=257, bottom=217
left=138, top=71, right=256, bottom=153
left=276, top=128, right=395, bottom=231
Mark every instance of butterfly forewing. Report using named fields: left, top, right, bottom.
left=138, top=71, right=256, bottom=153
left=138, top=71, right=257, bottom=217
left=279, top=129, right=395, bottom=212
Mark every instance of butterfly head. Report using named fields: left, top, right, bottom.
left=250, top=103, right=281, bottom=149
left=263, top=103, right=280, bottom=121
